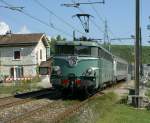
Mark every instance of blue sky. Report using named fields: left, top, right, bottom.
left=0, top=0, right=150, bottom=45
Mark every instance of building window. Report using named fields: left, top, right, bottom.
left=40, top=50, right=42, bottom=59
left=10, top=66, right=24, bottom=78
left=14, top=51, right=21, bottom=60
left=39, top=67, right=49, bottom=75
left=16, top=67, right=23, bottom=78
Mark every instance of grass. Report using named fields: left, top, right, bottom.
left=0, top=83, right=41, bottom=95
left=64, top=92, right=118, bottom=123
left=97, top=104, right=150, bottom=123
left=0, top=76, right=42, bottom=95
left=64, top=92, right=150, bottom=123
left=96, top=93, right=150, bottom=123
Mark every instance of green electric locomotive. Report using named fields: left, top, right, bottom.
left=51, top=40, right=115, bottom=94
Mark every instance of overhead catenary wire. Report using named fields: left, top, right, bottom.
left=0, top=0, right=73, bottom=37
left=33, top=0, right=86, bottom=36
left=71, top=0, right=105, bottom=34
left=88, top=0, right=105, bottom=23
left=87, top=0, right=123, bottom=43
left=21, top=11, right=73, bottom=37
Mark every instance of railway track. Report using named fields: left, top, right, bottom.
left=0, top=88, right=55, bottom=110
left=51, top=81, right=127, bottom=123
left=3, top=91, right=105, bottom=123
left=50, top=92, right=104, bottom=123
left=2, top=81, right=126, bottom=123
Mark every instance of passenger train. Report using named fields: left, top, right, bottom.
left=51, top=40, right=128, bottom=95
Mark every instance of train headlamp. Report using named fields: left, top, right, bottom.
left=53, top=66, right=61, bottom=75
left=86, top=68, right=93, bottom=76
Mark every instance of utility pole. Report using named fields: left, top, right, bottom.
left=104, top=20, right=110, bottom=51
left=139, top=28, right=143, bottom=77
left=147, top=16, right=150, bottom=41
left=135, top=0, right=140, bottom=107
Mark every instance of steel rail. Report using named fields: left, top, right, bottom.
left=4, top=81, right=125, bottom=123
left=0, top=89, right=53, bottom=110
left=51, top=92, right=104, bottom=123
left=3, top=92, right=103, bottom=123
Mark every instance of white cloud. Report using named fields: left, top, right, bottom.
left=0, top=21, right=10, bottom=35
left=17, top=25, right=30, bottom=34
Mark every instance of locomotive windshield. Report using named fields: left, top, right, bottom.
left=75, top=46, right=91, bottom=55
left=56, top=45, right=74, bottom=55
left=55, top=45, right=98, bottom=56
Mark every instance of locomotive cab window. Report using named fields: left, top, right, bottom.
left=56, top=45, right=74, bottom=55
left=75, top=46, right=91, bottom=56
left=55, top=45, right=98, bottom=57
left=75, top=46, right=98, bottom=57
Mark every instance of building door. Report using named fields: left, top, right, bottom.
left=10, top=67, right=14, bottom=78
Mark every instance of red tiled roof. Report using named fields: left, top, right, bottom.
left=0, top=33, right=45, bottom=45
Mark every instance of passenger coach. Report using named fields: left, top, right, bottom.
left=113, top=56, right=128, bottom=82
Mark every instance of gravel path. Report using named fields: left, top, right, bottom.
left=22, top=101, right=68, bottom=123
left=102, top=80, right=135, bottom=98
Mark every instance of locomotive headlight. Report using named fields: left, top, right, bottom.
left=85, top=68, right=93, bottom=76
left=53, top=66, right=61, bottom=75
left=87, top=68, right=93, bottom=75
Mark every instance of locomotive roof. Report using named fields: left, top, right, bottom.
left=55, top=40, right=114, bottom=56
left=55, top=40, right=98, bottom=47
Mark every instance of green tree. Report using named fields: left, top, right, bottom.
left=50, top=35, right=66, bottom=54
left=56, top=35, right=66, bottom=41
left=111, top=45, right=150, bottom=64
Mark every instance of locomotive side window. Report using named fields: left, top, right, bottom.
left=99, top=48, right=105, bottom=58
left=100, top=49, right=112, bottom=62
left=98, top=48, right=102, bottom=57
left=75, top=46, right=91, bottom=56
left=91, top=47, right=98, bottom=57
